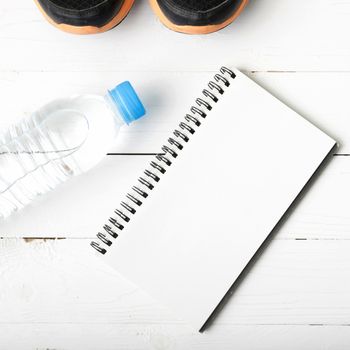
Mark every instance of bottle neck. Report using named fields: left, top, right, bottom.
left=105, top=94, right=125, bottom=126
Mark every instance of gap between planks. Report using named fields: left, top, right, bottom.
left=1, top=237, right=350, bottom=242
left=0, top=321, right=350, bottom=327
left=106, top=153, right=349, bottom=156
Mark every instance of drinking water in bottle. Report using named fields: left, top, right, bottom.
left=0, top=81, right=146, bottom=220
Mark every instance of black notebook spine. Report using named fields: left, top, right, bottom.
left=90, top=66, right=236, bottom=255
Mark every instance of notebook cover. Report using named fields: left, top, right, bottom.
left=101, top=69, right=336, bottom=330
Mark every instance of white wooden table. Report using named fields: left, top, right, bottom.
left=1, top=0, right=350, bottom=348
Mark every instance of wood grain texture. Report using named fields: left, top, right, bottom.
left=1, top=71, right=349, bottom=152
left=0, top=152, right=349, bottom=240
left=1, top=0, right=350, bottom=348
left=1, top=238, right=350, bottom=325
left=1, top=238, right=350, bottom=350
left=2, top=324, right=350, bottom=350
left=1, top=0, right=350, bottom=72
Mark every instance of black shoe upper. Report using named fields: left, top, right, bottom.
left=37, top=0, right=124, bottom=27
left=156, top=0, right=244, bottom=26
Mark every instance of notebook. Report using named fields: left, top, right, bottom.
left=91, top=67, right=335, bottom=330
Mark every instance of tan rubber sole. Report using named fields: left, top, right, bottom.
left=34, top=0, right=135, bottom=34
left=149, top=0, right=249, bottom=34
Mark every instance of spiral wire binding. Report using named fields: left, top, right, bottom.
left=91, top=67, right=236, bottom=255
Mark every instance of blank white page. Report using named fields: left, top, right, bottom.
left=103, top=69, right=336, bottom=330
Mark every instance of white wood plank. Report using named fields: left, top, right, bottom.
left=1, top=238, right=350, bottom=326
left=1, top=0, right=350, bottom=72
left=0, top=71, right=349, bottom=152
left=279, top=156, right=350, bottom=240
left=1, top=324, right=350, bottom=350
left=0, top=154, right=348, bottom=240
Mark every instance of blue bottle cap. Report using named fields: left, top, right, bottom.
left=108, top=81, right=146, bottom=125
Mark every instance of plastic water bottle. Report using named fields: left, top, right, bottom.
left=0, top=81, right=146, bottom=220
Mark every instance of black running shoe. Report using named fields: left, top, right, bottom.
left=34, top=0, right=135, bottom=34
left=149, top=0, right=248, bottom=34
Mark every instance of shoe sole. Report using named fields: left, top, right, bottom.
left=149, top=0, right=249, bottom=34
left=34, top=0, right=135, bottom=34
